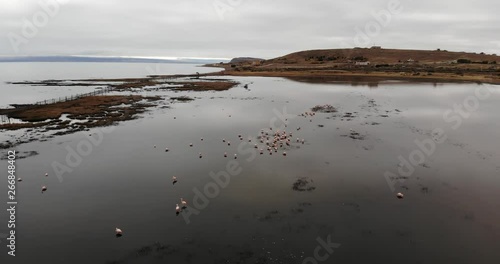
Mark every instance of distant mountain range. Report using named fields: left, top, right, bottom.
left=0, top=56, right=229, bottom=64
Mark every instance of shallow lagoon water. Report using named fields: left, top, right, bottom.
left=0, top=62, right=216, bottom=108
left=1, top=64, right=500, bottom=264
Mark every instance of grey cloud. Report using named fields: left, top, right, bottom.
left=0, top=0, right=499, bottom=58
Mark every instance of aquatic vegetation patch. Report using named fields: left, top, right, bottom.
left=292, top=177, right=316, bottom=192
left=311, top=104, right=337, bottom=113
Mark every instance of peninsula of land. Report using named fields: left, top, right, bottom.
left=207, top=48, right=500, bottom=84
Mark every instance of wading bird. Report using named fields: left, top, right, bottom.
left=115, top=228, right=123, bottom=237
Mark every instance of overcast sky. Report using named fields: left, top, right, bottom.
left=1, top=0, right=499, bottom=59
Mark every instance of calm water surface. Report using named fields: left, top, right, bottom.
left=0, top=63, right=499, bottom=264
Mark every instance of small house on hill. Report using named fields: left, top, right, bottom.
left=355, top=61, right=371, bottom=66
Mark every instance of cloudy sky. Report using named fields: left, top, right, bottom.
left=1, top=0, right=499, bottom=59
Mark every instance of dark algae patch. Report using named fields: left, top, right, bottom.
left=311, top=104, right=337, bottom=113
left=0, top=150, right=39, bottom=160
left=170, top=96, right=195, bottom=102
left=292, top=177, right=316, bottom=192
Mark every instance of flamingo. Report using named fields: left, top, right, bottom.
left=199, top=152, right=203, bottom=158
left=165, top=148, right=169, bottom=152
left=397, top=193, right=404, bottom=199
left=41, top=186, right=47, bottom=192
left=176, top=204, right=181, bottom=214
left=224, top=152, right=227, bottom=157
left=115, top=228, right=123, bottom=236
left=223, top=138, right=226, bottom=142
left=172, top=176, right=177, bottom=184
left=45, top=173, right=48, bottom=177
left=283, top=151, right=287, bottom=156
left=234, top=154, right=238, bottom=159
left=190, top=143, right=193, bottom=147
left=17, top=178, right=22, bottom=182
left=181, top=198, right=187, bottom=208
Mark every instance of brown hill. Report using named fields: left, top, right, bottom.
left=267, top=48, right=499, bottom=65
left=213, top=48, right=500, bottom=85
left=229, top=57, right=264, bottom=64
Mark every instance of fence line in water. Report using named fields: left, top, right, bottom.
left=11, top=86, right=115, bottom=109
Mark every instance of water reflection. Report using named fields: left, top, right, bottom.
left=285, top=76, right=456, bottom=89
left=1, top=73, right=499, bottom=264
